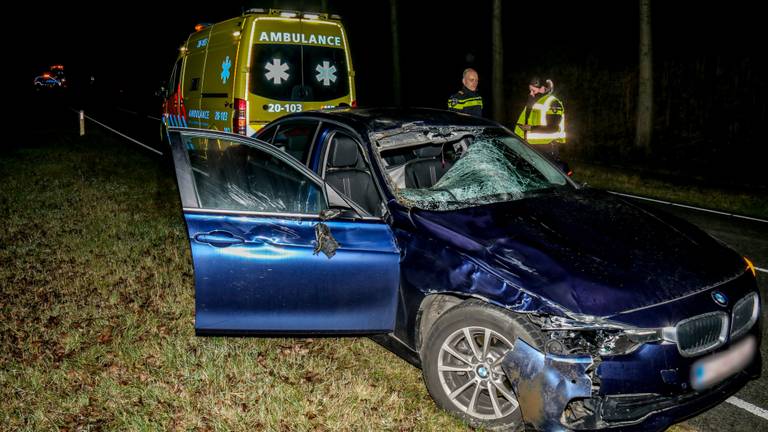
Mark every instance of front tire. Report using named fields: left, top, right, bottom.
left=421, top=300, right=543, bottom=431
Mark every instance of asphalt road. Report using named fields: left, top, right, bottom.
left=70, top=102, right=768, bottom=431
left=632, top=201, right=768, bottom=431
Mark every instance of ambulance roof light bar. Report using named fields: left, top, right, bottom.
left=252, top=9, right=338, bottom=20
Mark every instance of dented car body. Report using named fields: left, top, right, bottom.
left=164, top=108, right=761, bottom=431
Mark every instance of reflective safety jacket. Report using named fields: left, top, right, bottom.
left=447, top=87, right=483, bottom=117
left=514, top=93, right=566, bottom=144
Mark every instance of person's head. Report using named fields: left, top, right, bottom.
left=528, top=76, right=552, bottom=97
left=462, top=68, right=479, bottom=92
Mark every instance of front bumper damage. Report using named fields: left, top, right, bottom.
left=502, top=339, right=593, bottom=431
left=501, top=338, right=759, bottom=431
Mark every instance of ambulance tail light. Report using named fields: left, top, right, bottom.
left=234, top=98, right=247, bottom=135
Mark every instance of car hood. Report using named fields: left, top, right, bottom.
left=409, top=188, right=745, bottom=317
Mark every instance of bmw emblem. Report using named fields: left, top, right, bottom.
left=712, top=291, right=728, bottom=307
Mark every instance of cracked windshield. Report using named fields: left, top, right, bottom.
left=381, top=129, right=569, bottom=211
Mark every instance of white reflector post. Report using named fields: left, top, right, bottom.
left=79, top=110, right=85, bottom=136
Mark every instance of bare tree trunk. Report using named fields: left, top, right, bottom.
left=390, top=0, right=402, bottom=106
left=320, top=0, right=328, bottom=12
left=636, top=0, right=653, bottom=154
left=492, top=0, right=504, bottom=121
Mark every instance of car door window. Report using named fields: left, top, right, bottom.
left=323, top=132, right=384, bottom=217
left=183, top=135, right=326, bottom=214
left=272, top=121, right=320, bottom=164
left=255, top=123, right=279, bottom=144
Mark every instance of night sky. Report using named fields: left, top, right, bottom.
left=22, top=1, right=760, bottom=107
left=18, top=0, right=764, bottom=187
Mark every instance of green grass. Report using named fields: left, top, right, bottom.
left=569, top=161, right=768, bottom=220
left=0, top=127, right=469, bottom=431
left=0, top=123, right=709, bottom=431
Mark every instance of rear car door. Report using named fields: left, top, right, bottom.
left=165, top=128, right=400, bottom=334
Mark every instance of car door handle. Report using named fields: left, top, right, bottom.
left=194, top=231, right=245, bottom=247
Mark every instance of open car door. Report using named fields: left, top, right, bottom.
left=164, top=127, right=400, bottom=335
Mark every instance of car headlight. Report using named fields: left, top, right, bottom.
left=531, top=315, right=664, bottom=357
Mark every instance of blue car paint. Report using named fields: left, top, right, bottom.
left=502, top=338, right=593, bottom=432
left=177, top=109, right=761, bottom=430
left=503, top=334, right=760, bottom=431
left=309, top=127, right=331, bottom=171
left=596, top=273, right=762, bottom=396
left=186, top=212, right=400, bottom=334
left=403, top=188, right=746, bottom=317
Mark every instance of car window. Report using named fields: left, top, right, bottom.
left=323, top=132, right=384, bottom=217
left=183, top=135, right=326, bottom=214
left=386, top=129, right=569, bottom=211
left=250, top=44, right=349, bottom=102
left=272, top=121, right=320, bottom=164
left=256, top=123, right=279, bottom=144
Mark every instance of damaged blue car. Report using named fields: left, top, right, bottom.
left=164, top=108, right=761, bottom=431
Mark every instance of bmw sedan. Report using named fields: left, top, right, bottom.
left=163, top=108, right=761, bottom=431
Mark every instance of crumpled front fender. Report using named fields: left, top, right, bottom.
left=502, top=339, right=593, bottom=431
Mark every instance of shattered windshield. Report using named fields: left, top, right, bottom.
left=380, top=128, right=569, bottom=211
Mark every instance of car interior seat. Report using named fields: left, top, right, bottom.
left=324, top=134, right=381, bottom=216
left=404, top=145, right=451, bottom=189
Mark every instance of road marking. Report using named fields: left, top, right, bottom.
left=608, top=191, right=768, bottom=224
left=115, top=107, right=138, bottom=115
left=726, top=397, right=768, bottom=421
left=80, top=113, right=163, bottom=156
left=115, top=106, right=161, bottom=121
left=756, top=267, right=767, bottom=274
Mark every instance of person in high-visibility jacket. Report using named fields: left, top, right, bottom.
left=447, top=68, right=483, bottom=117
left=514, top=77, right=566, bottom=160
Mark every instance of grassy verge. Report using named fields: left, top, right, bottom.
left=0, top=126, right=468, bottom=431
left=0, top=120, right=696, bottom=431
left=569, top=161, right=768, bottom=220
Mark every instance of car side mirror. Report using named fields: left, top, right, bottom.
left=319, top=208, right=342, bottom=221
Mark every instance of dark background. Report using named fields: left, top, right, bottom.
left=18, top=0, right=766, bottom=189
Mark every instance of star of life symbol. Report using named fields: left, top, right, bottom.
left=220, top=56, right=231, bottom=84
left=265, top=58, right=290, bottom=84
left=315, top=61, right=337, bottom=86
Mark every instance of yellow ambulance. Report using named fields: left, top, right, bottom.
left=164, top=9, right=356, bottom=136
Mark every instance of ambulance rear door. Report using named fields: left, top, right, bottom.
left=183, top=27, right=211, bottom=129
left=200, top=18, right=241, bottom=133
